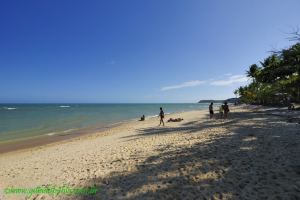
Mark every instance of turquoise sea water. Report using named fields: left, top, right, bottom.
left=0, top=103, right=210, bottom=142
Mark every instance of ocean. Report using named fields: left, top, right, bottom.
left=0, top=103, right=210, bottom=142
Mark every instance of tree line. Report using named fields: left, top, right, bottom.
left=235, top=32, right=300, bottom=105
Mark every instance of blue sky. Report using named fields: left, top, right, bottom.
left=1, top=0, right=299, bottom=103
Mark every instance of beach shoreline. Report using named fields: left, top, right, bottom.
left=0, top=109, right=205, bottom=155
left=0, top=103, right=209, bottom=154
left=0, top=119, right=128, bottom=155
left=1, top=105, right=299, bottom=200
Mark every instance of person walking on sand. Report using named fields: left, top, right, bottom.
left=223, top=102, right=230, bottom=119
left=209, top=102, right=214, bottom=119
left=159, top=107, right=165, bottom=126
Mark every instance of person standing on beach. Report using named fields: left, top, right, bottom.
left=223, top=102, right=230, bottom=119
left=219, top=104, right=224, bottom=119
left=209, top=102, right=214, bottom=119
left=159, top=107, right=165, bottom=126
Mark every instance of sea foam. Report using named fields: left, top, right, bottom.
left=148, top=115, right=159, bottom=118
left=47, top=129, right=76, bottom=136
left=47, top=132, right=57, bottom=136
left=59, top=105, right=70, bottom=108
left=62, top=129, right=76, bottom=133
left=4, top=107, right=17, bottom=110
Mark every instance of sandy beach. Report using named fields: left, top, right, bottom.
left=0, top=106, right=300, bottom=200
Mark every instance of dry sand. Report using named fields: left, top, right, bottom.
left=0, top=106, right=299, bottom=200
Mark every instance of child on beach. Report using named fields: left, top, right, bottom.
left=159, top=107, right=165, bottom=126
left=219, top=105, right=224, bottom=119
left=209, top=102, right=214, bottom=119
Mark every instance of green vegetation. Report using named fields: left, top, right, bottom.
left=198, top=98, right=239, bottom=103
left=235, top=32, right=300, bottom=105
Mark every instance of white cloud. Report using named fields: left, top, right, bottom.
left=210, top=75, right=248, bottom=86
left=160, top=74, right=248, bottom=92
left=161, top=80, right=206, bottom=91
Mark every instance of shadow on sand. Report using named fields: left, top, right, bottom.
left=66, top=110, right=300, bottom=200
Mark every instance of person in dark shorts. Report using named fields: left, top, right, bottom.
left=209, top=102, right=214, bottom=119
left=159, top=107, right=165, bottom=126
left=223, top=102, right=230, bottom=119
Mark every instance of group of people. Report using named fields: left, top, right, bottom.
left=139, top=102, right=230, bottom=127
left=139, top=107, right=172, bottom=126
left=288, top=103, right=295, bottom=111
left=158, top=107, right=184, bottom=125
left=209, top=102, right=230, bottom=119
left=139, top=107, right=166, bottom=126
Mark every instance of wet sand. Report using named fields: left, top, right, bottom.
left=0, top=106, right=299, bottom=200
left=0, top=122, right=125, bottom=155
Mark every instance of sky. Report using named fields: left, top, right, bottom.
left=0, top=0, right=300, bottom=103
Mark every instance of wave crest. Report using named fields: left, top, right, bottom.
left=3, top=107, right=17, bottom=110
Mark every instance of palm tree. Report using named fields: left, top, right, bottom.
left=247, top=64, right=259, bottom=79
